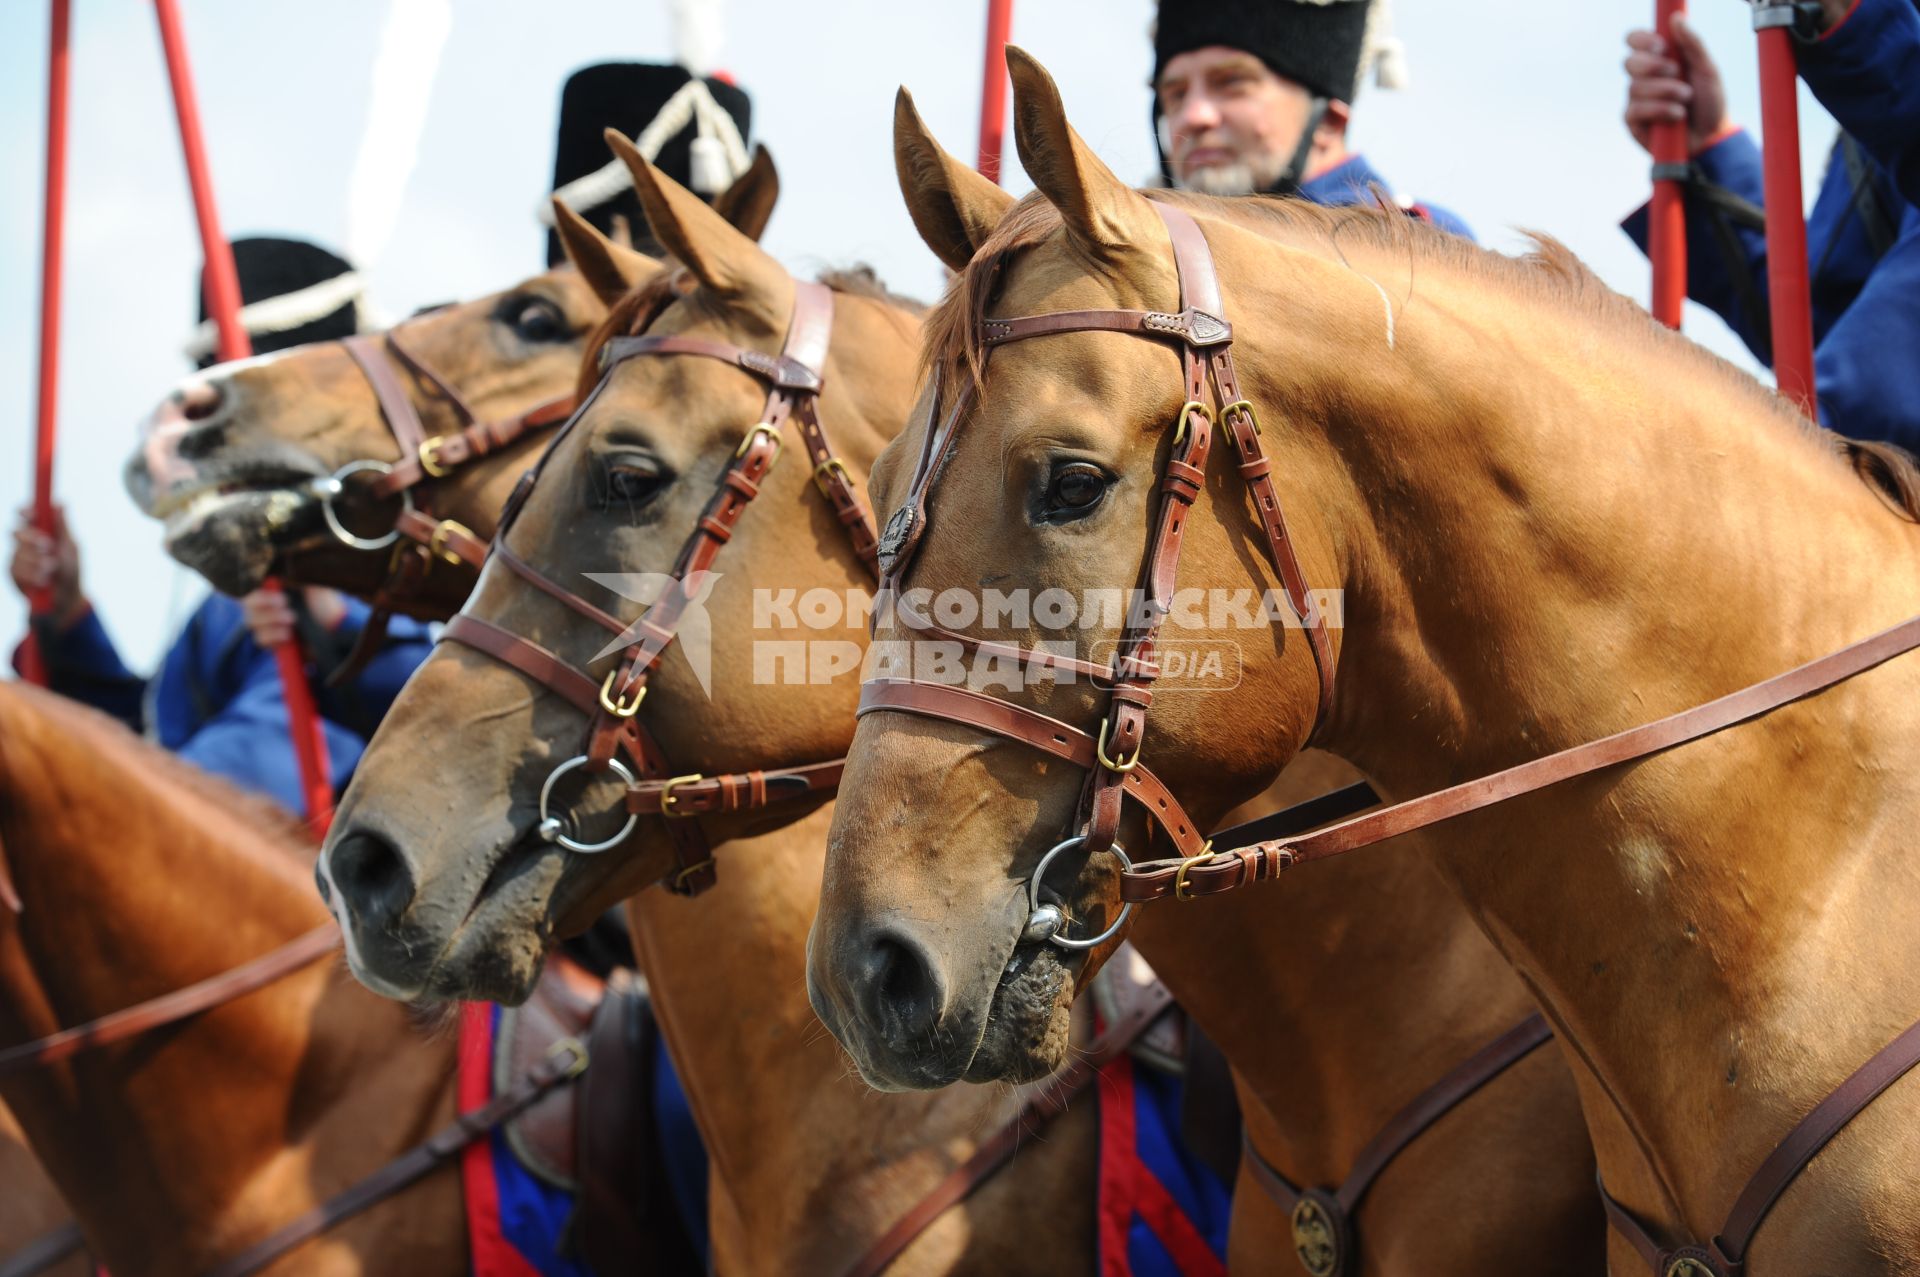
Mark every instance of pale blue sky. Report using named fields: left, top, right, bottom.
left=1, top=1, right=1834, bottom=668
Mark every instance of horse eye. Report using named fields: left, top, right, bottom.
left=506, top=296, right=566, bottom=344
left=1042, top=463, right=1111, bottom=520
left=596, top=455, right=669, bottom=510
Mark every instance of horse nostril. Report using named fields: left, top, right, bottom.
left=178, top=378, right=224, bottom=422
left=327, top=830, right=416, bottom=931
left=863, top=930, right=946, bottom=1040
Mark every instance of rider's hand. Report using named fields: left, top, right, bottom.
left=10, top=504, right=86, bottom=631
left=1623, top=15, right=1731, bottom=156
left=241, top=587, right=299, bottom=649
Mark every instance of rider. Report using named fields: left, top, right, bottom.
left=1619, top=0, right=1920, bottom=447
left=9, top=236, right=433, bottom=815
left=1151, top=0, right=1471, bottom=237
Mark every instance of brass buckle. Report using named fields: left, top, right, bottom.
left=1095, top=716, right=1142, bottom=773
left=1174, top=841, right=1216, bottom=902
left=1220, top=399, right=1261, bottom=436
left=418, top=436, right=452, bottom=478
left=1172, top=400, right=1213, bottom=447
left=813, top=456, right=851, bottom=497
left=672, top=857, right=717, bottom=890
left=546, top=1035, right=591, bottom=1080
left=658, top=773, right=705, bottom=817
left=427, top=518, right=475, bottom=566
left=734, top=422, right=784, bottom=467
left=598, top=669, right=645, bottom=718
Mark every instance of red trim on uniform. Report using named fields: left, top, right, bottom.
left=1097, top=1047, right=1138, bottom=1277
left=1816, top=0, right=1864, bottom=39
left=1096, top=1047, right=1228, bottom=1277
left=1407, top=203, right=1435, bottom=224
left=458, top=1003, right=543, bottom=1277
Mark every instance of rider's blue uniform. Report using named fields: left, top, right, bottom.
left=14, top=593, right=431, bottom=812
left=1624, top=0, right=1920, bottom=448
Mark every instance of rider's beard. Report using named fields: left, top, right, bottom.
left=1174, top=143, right=1291, bottom=197
left=1179, top=161, right=1261, bottom=196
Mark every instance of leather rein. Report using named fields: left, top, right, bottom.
left=856, top=197, right=1920, bottom=1272
left=438, top=277, right=879, bottom=895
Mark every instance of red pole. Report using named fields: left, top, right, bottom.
left=1648, top=0, right=1688, bottom=329
left=152, top=0, right=334, bottom=835
left=977, top=0, right=1014, bottom=183
left=21, top=0, right=73, bottom=687
left=1754, top=9, right=1818, bottom=416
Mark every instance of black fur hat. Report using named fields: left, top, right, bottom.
left=188, top=236, right=364, bottom=370
left=1153, top=0, right=1372, bottom=104
left=543, top=62, right=753, bottom=265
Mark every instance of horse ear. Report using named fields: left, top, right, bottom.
left=894, top=88, right=1014, bottom=272
left=551, top=198, right=662, bottom=306
left=712, top=144, right=779, bottom=243
left=1006, top=47, right=1158, bottom=261
left=605, top=128, right=785, bottom=301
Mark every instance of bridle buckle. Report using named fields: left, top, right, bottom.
left=658, top=773, right=705, bottom=817
left=1172, top=400, right=1213, bottom=447
left=813, top=456, right=852, bottom=497
left=418, top=436, right=453, bottom=478
left=1220, top=399, right=1262, bottom=436
left=598, top=669, right=646, bottom=718
left=735, top=422, right=784, bottom=467
left=1174, top=842, right=1217, bottom=902
left=428, top=518, right=474, bottom=566
left=1095, top=716, right=1143, bottom=773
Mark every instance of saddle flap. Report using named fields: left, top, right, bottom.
left=1090, top=942, right=1185, bottom=1072
left=494, top=954, right=606, bottom=1190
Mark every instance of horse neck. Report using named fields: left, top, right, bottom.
left=0, top=689, right=451, bottom=1268
left=1131, top=755, right=1543, bottom=1189
left=1263, top=256, right=1920, bottom=1213
left=625, top=803, right=1071, bottom=1273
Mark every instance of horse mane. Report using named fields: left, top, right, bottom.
left=923, top=188, right=1920, bottom=523
left=578, top=262, right=926, bottom=404
left=0, top=682, right=317, bottom=873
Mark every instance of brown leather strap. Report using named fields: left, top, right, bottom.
left=624, top=759, right=845, bottom=817
left=201, top=1034, right=588, bottom=1277
left=843, top=979, right=1178, bottom=1277
left=343, top=335, right=428, bottom=457
left=857, top=679, right=1210, bottom=857
left=0, top=1224, right=85, bottom=1277
left=0, top=926, right=337, bottom=1076
left=1124, top=612, right=1920, bottom=902
left=1601, top=1013, right=1920, bottom=1275
left=441, top=614, right=602, bottom=715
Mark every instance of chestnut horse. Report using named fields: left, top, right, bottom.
left=0, top=682, right=465, bottom=1275
left=168, top=147, right=1096, bottom=1273
left=809, top=50, right=1920, bottom=1275
left=321, top=129, right=1598, bottom=1270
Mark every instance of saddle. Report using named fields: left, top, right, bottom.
left=490, top=956, right=701, bottom=1274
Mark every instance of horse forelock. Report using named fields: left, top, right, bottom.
left=923, top=187, right=1920, bottom=524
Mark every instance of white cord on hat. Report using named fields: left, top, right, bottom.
left=180, top=271, right=369, bottom=362
left=539, top=75, right=750, bottom=226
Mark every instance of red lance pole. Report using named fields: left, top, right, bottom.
left=152, top=0, right=335, bottom=835
left=1648, top=0, right=1689, bottom=328
left=1753, top=2, right=1819, bottom=416
left=977, top=0, right=1014, bottom=183
left=22, top=0, right=73, bottom=687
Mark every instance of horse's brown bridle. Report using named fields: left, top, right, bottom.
left=300, top=322, right=580, bottom=678
left=437, top=278, right=879, bottom=895
left=862, top=199, right=1333, bottom=944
